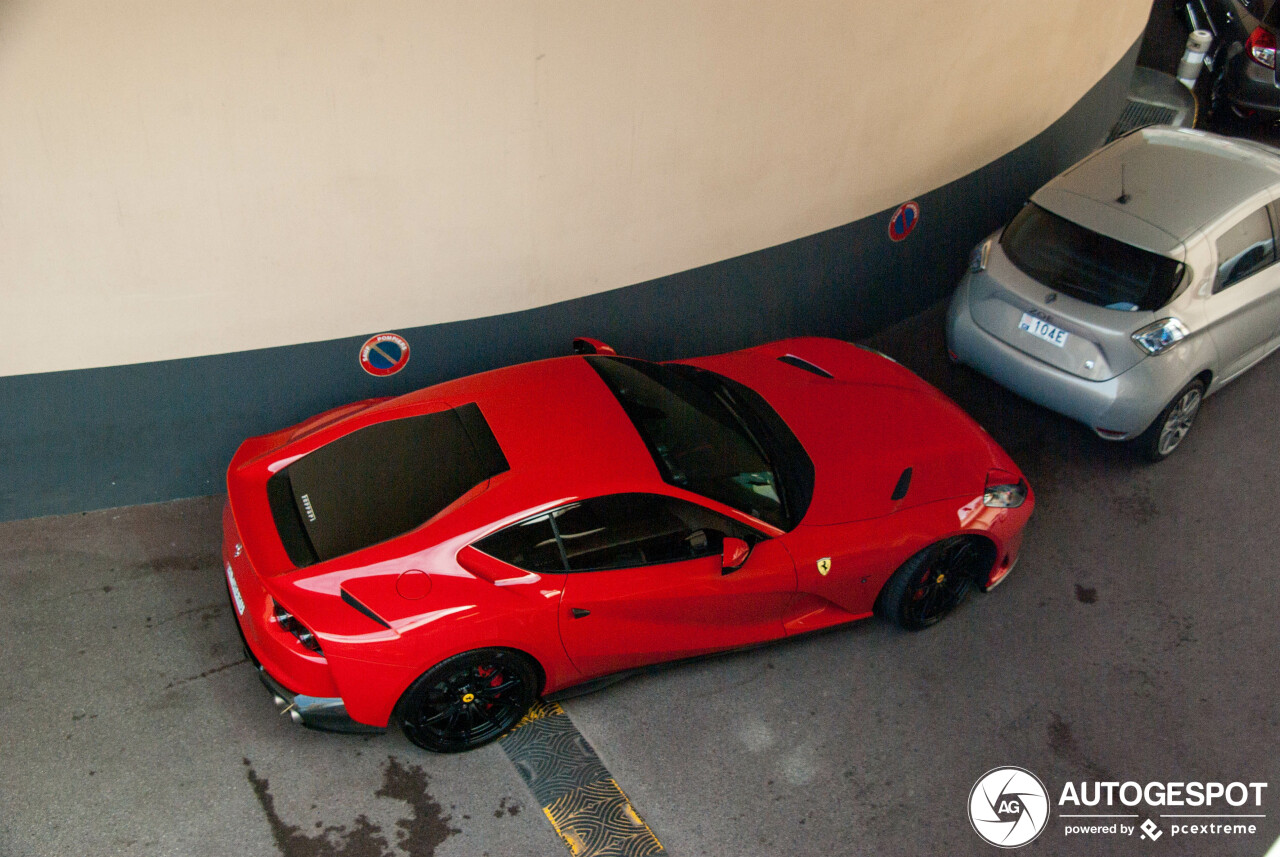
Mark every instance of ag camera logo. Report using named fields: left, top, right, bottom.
left=969, top=767, right=1051, bottom=848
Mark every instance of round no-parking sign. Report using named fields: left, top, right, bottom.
left=359, top=333, right=410, bottom=377
left=888, top=201, right=921, bottom=242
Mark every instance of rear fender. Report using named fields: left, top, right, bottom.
left=324, top=570, right=579, bottom=727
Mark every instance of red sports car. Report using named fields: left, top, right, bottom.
left=222, top=337, right=1033, bottom=752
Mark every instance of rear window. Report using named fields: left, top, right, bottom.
left=267, top=403, right=508, bottom=566
left=1001, top=203, right=1184, bottom=311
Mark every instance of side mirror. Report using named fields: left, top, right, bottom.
left=572, top=337, right=618, bottom=356
left=721, top=537, right=751, bottom=574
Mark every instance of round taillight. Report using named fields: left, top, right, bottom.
left=1247, top=26, right=1276, bottom=69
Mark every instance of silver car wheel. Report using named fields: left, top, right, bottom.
left=1157, top=387, right=1202, bottom=456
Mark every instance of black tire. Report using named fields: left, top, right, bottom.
left=1206, top=64, right=1228, bottom=127
left=1134, top=379, right=1204, bottom=462
left=875, top=537, right=983, bottom=631
left=1205, top=61, right=1252, bottom=131
left=396, top=648, right=539, bottom=753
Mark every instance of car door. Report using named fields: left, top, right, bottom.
left=1203, top=201, right=1280, bottom=383
left=554, top=493, right=797, bottom=679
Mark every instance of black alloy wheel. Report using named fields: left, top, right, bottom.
left=877, top=537, right=982, bottom=630
left=397, top=648, right=538, bottom=752
left=1205, top=65, right=1247, bottom=132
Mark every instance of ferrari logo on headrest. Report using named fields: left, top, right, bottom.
left=817, top=557, right=832, bottom=576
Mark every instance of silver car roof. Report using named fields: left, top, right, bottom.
left=1030, top=126, right=1280, bottom=257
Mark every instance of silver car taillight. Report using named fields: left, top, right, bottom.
left=1132, top=318, right=1189, bottom=355
left=969, top=239, right=991, bottom=273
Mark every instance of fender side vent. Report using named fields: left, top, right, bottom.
left=890, top=467, right=913, bottom=501
left=777, top=354, right=834, bottom=378
left=341, top=588, right=391, bottom=629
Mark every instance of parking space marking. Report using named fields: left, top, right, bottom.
left=500, top=701, right=665, bottom=857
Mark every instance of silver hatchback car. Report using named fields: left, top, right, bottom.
left=947, top=127, right=1280, bottom=460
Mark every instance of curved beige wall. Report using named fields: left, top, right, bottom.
left=0, top=1, right=1150, bottom=377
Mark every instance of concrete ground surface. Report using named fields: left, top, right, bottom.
left=2, top=304, right=1278, bottom=857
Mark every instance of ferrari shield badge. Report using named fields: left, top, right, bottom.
left=817, top=557, right=832, bottom=576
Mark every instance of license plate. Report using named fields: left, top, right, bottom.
left=1018, top=313, right=1069, bottom=347
left=226, top=563, right=246, bottom=615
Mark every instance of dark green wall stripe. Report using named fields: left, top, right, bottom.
left=0, top=38, right=1138, bottom=522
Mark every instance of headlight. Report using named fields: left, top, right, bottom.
left=983, top=471, right=1027, bottom=508
left=969, top=239, right=991, bottom=273
left=1132, top=318, right=1189, bottom=355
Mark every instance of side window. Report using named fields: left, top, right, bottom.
left=1215, top=206, right=1276, bottom=292
left=473, top=513, right=565, bottom=572
left=554, top=494, right=759, bottom=572
left=473, top=494, right=762, bottom=573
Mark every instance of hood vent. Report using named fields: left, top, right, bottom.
left=777, top=354, right=833, bottom=378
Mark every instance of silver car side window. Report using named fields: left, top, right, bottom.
left=1214, top=206, right=1277, bottom=293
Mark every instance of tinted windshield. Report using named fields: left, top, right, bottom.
left=586, top=357, right=812, bottom=530
left=1001, top=203, right=1184, bottom=311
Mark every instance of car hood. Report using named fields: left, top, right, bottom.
left=683, top=338, right=1017, bottom=525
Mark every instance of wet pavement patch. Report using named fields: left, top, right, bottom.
left=164, top=656, right=248, bottom=689
left=242, top=756, right=460, bottom=857
left=373, top=756, right=461, bottom=855
left=495, top=796, right=522, bottom=818
left=145, top=601, right=226, bottom=629
left=1047, top=713, right=1114, bottom=782
left=138, top=552, right=221, bottom=575
left=500, top=701, right=664, bottom=857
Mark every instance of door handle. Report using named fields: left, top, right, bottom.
left=571, top=608, right=591, bottom=619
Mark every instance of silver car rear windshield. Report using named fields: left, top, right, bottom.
left=1001, top=203, right=1184, bottom=311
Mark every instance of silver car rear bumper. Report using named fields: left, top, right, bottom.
left=946, top=275, right=1177, bottom=439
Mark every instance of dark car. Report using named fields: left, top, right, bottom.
left=1189, top=0, right=1280, bottom=120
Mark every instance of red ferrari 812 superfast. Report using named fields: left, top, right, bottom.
left=223, top=337, right=1033, bottom=752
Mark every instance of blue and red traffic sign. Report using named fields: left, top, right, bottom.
left=359, top=333, right=410, bottom=377
left=888, top=201, right=920, bottom=242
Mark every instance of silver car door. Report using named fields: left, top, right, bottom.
left=1203, top=203, right=1280, bottom=383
